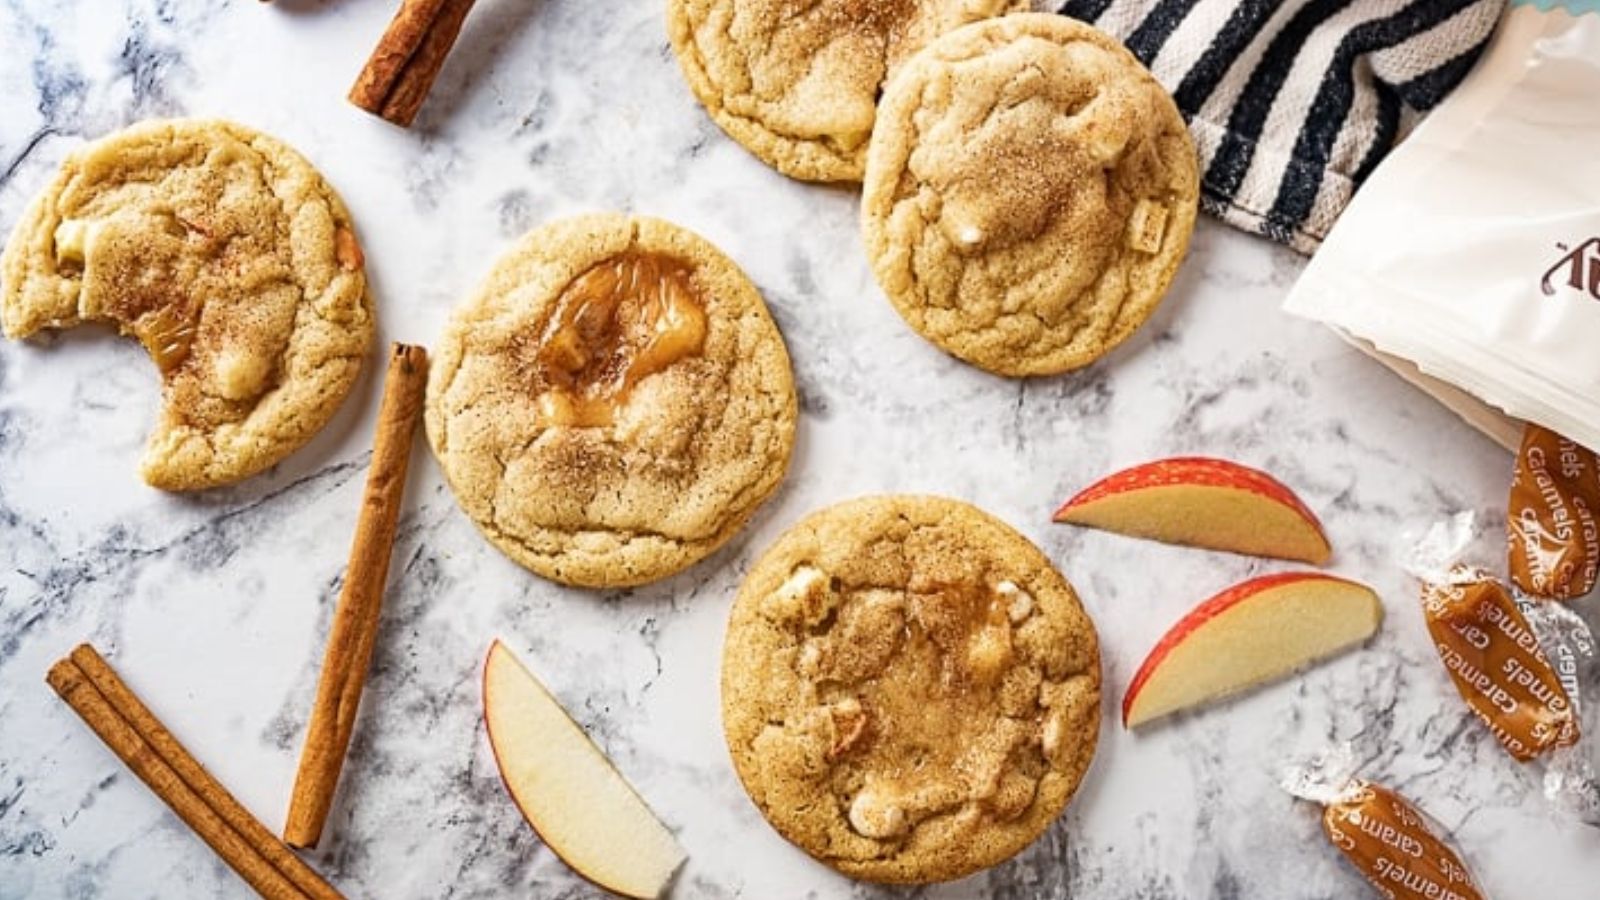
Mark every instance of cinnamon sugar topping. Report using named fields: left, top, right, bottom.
left=770, top=575, right=1070, bottom=837
left=59, top=214, right=207, bottom=377
left=720, top=496, right=1100, bottom=882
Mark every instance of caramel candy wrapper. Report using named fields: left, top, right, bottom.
left=1508, top=424, right=1600, bottom=601
left=1325, top=783, right=1484, bottom=900
left=1422, top=569, right=1578, bottom=762
left=1283, top=750, right=1485, bottom=900
left=1407, top=514, right=1600, bottom=825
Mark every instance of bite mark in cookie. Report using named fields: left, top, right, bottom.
left=0, top=119, right=374, bottom=489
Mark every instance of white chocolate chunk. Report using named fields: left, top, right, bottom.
left=996, top=580, right=1034, bottom=623
left=797, top=641, right=823, bottom=676
left=213, top=346, right=271, bottom=400
left=1041, top=709, right=1065, bottom=762
left=762, top=565, right=835, bottom=626
left=848, top=788, right=908, bottom=839
left=1125, top=199, right=1169, bottom=254
left=1081, top=99, right=1134, bottom=165
left=53, top=219, right=94, bottom=264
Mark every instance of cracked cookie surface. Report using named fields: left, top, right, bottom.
left=667, top=0, right=1027, bottom=182
left=722, top=494, right=1100, bottom=883
left=426, top=214, right=797, bottom=588
left=0, top=118, right=373, bottom=490
left=861, top=13, right=1198, bottom=376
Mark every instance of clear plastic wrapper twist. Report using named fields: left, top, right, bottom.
left=1281, top=746, right=1485, bottom=900
left=1407, top=513, right=1600, bottom=825
left=1284, top=1, right=1600, bottom=452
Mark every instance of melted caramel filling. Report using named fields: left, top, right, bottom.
left=133, top=304, right=201, bottom=374
left=532, top=251, right=708, bottom=427
left=864, top=583, right=1021, bottom=783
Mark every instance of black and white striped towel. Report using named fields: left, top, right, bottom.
left=1058, top=0, right=1504, bottom=253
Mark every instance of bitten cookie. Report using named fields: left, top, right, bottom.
left=722, top=495, right=1101, bottom=883
left=0, top=119, right=374, bottom=490
left=667, top=0, right=1027, bottom=182
left=426, top=213, right=797, bottom=588
left=861, top=13, right=1198, bottom=376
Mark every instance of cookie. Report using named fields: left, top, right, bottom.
left=426, top=214, right=797, bottom=588
left=0, top=119, right=374, bottom=490
left=861, top=13, right=1198, bottom=376
left=667, top=0, right=1027, bottom=182
left=721, top=495, right=1101, bottom=883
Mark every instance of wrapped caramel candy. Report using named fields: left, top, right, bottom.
left=1508, top=424, right=1600, bottom=601
left=1283, top=748, right=1485, bottom=900
left=1421, top=567, right=1578, bottom=762
left=1323, top=783, right=1483, bottom=900
left=1408, top=514, right=1600, bottom=825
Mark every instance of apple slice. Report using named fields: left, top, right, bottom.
left=1123, top=572, right=1382, bottom=728
left=483, top=640, right=685, bottom=898
left=1054, top=457, right=1331, bottom=564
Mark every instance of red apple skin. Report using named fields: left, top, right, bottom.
left=1120, top=572, right=1362, bottom=726
left=1056, top=457, right=1324, bottom=529
left=482, top=640, right=667, bottom=900
left=1054, top=456, right=1330, bottom=563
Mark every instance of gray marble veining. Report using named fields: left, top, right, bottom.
left=1, top=1, right=1597, bottom=897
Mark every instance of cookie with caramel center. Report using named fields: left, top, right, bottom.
left=426, top=214, right=797, bottom=588
left=668, top=0, right=1028, bottom=182
left=0, top=119, right=373, bottom=489
left=861, top=13, right=1198, bottom=375
left=721, top=495, right=1101, bottom=883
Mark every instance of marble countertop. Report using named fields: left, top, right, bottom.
left=1, top=1, right=1596, bottom=897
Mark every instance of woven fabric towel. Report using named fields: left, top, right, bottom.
left=1058, top=0, right=1505, bottom=253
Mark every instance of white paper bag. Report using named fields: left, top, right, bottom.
left=1284, top=0, right=1600, bottom=451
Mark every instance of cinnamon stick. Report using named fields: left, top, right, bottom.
left=348, top=0, right=478, bottom=127
left=284, top=343, right=429, bottom=848
left=47, top=645, right=343, bottom=900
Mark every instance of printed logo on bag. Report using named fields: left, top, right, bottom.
left=1541, top=238, right=1600, bottom=301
